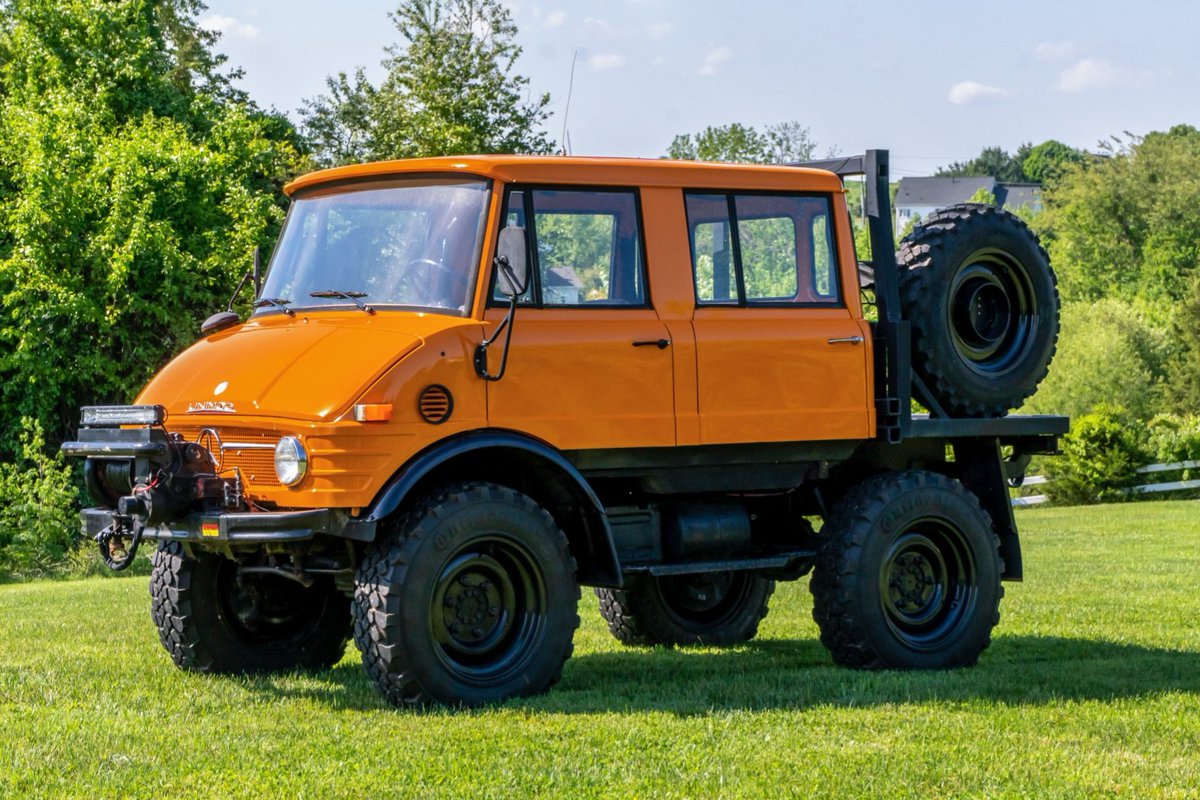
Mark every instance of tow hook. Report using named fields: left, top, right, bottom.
left=96, top=512, right=144, bottom=571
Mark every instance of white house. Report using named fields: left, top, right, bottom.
left=894, top=177, right=1042, bottom=233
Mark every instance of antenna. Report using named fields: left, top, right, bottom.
left=560, top=50, right=578, bottom=155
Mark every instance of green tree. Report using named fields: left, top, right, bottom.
left=0, top=0, right=299, bottom=454
left=967, top=186, right=997, bottom=205
left=1023, top=139, right=1085, bottom=184
left=938, top=144, right=1033, bottom=183
left=1167, top=271, right=1200, bottom=413
left=666, top=121, right=817, bottom=164
left=1035, top=125, right=1200, bottom=303
left=298, top=68, right=378, bottom=167
left=1021, top=298, right=1172, bottom=421
left=301, top=0, right=553, bottom=166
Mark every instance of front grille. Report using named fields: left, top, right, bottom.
left=170, top=426, right=280, bottom=487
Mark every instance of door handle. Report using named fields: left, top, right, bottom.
left=632, top=339, right=671, bottom=350
left=827, top=336, right=864, bottom=345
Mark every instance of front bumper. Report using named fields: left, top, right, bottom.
left=80, top=507, right=368, bottom=544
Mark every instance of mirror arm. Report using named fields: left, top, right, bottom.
left=474, top=295, right=518, bottom=382
left=253, top=246, right=262, bottom=297
left=226, top=270, right=252, bottom=313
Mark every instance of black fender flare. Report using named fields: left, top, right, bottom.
left=347, top=429, right=622, bottom=587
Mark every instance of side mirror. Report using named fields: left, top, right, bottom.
left=200, top=311, right=240, bottom=336
left=495, top=226, right=528, bottom=298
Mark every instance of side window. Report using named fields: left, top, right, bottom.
left=533, top=189, right=644, bottom=306
left=737, top=211, right=798, bottom=301
left=494, top=188, right=647, bottom=307
left=685, top=191, right=841, bottom=306
left=811, top=212, right=836, bottom=299
left=686, top=194, right=735, bottom=304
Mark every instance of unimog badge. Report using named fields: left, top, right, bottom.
left=186, top=401, right=235, bottom=413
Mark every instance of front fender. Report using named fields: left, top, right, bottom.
left=346, top=429, right=622, bottom=587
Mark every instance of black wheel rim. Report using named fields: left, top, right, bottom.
left=878, top=518, right=978, bottom=652
left=947, top=249, right=1038, bottom=376
left=429, top=536, right=547, bottom=686
left=657, top=571, right=750, bottom=631
left=216, top=563, right=323, bottom=642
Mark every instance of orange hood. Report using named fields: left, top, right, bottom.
left=136, top=314, right=424, bottom=422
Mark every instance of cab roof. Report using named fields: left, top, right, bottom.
left=284, top=155, right=844, bottom=196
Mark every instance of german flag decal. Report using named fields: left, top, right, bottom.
left=201, top=522, right=220, bottom=538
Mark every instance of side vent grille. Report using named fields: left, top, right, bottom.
left=418, top=385, right=454, bottom=425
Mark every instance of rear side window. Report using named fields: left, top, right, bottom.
left=493, top=188, right=647, bottom=307
left=686, top=192, right=840, bottom=306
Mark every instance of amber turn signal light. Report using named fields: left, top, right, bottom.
left=354, top=404, right=393, bottom=422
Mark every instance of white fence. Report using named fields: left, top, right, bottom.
left=1012, top=460, right=1200, bottom=507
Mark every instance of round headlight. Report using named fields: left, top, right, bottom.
left=274, top=436, right=307, bottom=486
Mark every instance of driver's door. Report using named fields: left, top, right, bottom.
left=484, top=187, right=676, bottom=450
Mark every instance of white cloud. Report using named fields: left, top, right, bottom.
left=198, top=14, right=260, bottom=40
left=648, top=22, right=672, bottom=39
left=589, top=53, right=627, bottom=71
left=1033, top=41, right=1077, bottom=61
left=546, top=10, right=566, bottom=28
left=1057, top=58, right=1149, bottom=92
left=947, top=80, right=1013, bottom=105
left=699, top=46, right=732, bottom=76
left=583, top=17, right=618, bottom=36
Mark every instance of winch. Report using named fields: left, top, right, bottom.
left=61, top=405, right=240, bottom=569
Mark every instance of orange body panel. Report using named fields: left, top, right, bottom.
left=483, top=308, right=676, bottom=450
left=135, top=156, right=875, bottom=512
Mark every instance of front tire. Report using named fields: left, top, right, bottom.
left=149, top=542, right=350, bottom=673
left=596, top=571, right=774, bottom=646
left=352, top=482, right=580, bottom=707
left=810, top=471, right=1002, bottom=669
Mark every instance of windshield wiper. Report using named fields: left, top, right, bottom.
left=309, top=289, right=376, bottom=315
left=253, top=297, right=295, bottom=316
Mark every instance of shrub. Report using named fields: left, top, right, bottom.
left=1146, top=414, right=1200, bottom=466
left=0, top=420, right=80, bottom=580
left=1044, top=407, right=1145, bottom=505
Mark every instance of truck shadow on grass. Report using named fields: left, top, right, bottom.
left=260, top=635, right=1200, bottom=714
left=536, top=636, right=1200, bottom=715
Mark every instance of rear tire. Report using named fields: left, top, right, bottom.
left=149, top=542, right=350, bottom=673
left=809, top=471, right=1002, bottom=669
left=596, top=571, right=774, bottom=646
left=352, top=482, right=580, bottom=707
left=898, top=204, right=1059, bottom=417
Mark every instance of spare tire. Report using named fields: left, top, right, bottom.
left=898, top=204, right=1058, bottom=417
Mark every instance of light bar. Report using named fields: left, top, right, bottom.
left=81, top=405, right=166, bottom=427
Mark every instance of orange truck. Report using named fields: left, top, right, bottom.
left=63, top=151, right=1066, bottom=707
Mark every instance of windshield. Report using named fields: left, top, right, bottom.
left=259, top=177, right=490, bottom=315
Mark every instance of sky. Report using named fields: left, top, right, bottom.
left=200, top=0, right=1199, bottom=177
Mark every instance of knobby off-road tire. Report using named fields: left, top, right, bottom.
left=898, top=203, right=1059, bottom=417
left=352, top=482, right=580, bottom=707
left=149, top=541, right=350, bottom=673
left=595, top=571, right=775, bottom=646
left=810, top=471, right=1003, bottom=669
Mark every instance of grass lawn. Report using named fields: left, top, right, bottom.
left=2, top=501, right=1199, bottom=799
